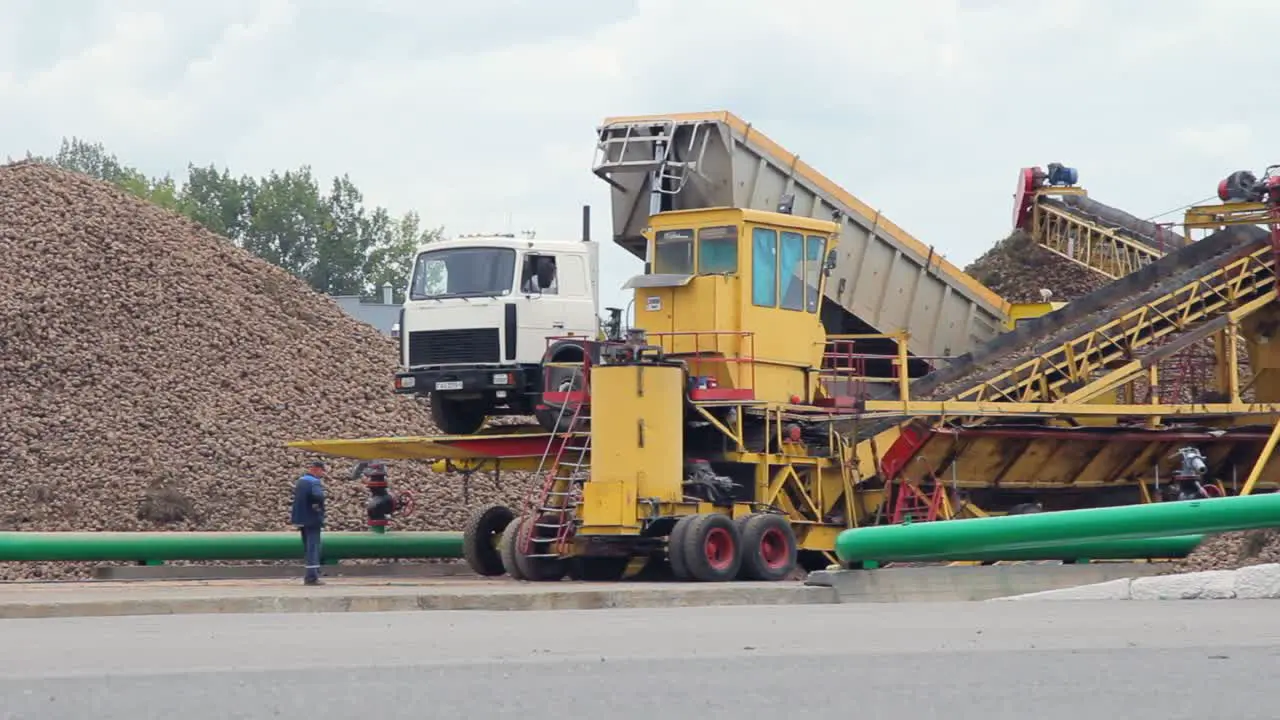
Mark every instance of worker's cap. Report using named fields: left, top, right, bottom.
left=308, top=459, right=329, bottom=470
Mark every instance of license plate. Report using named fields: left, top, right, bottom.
left=435, top=380, right=464, bottom=391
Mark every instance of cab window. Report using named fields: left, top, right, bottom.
left=653, top=229, right=694, bottom=274
left=520, top=254, right=559, bottom=294
left=805, top=235, right=827, bottom=313
left=779, top=231, right=806, bottom=311
left=697, top=225, right=738, bottom=274
left=751, top=227, right=778, bottom=307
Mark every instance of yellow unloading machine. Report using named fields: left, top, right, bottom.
left=290, top=114, right=1280, bottom=582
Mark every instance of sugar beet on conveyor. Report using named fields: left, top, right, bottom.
left=853, top=223, right=1274, bottom=439
left=1041, top=195, right=1187, bottom=249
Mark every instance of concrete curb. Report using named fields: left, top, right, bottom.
left=804, top=563, right=1166, bottom=602
left=0, top=583, right=837, bottom=619
left=992, top=563, right=1280, bottom=601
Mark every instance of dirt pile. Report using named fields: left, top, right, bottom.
left=0, top=161, right=535, bottom=580
left=964, top=231, right=1109, bottom=302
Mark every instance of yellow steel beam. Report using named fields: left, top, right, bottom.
left=1184, top=201, right=1276, bottom=231
left=863, top=400, right=1280, bottom=417
left=1054, top=296, right=1268, bottom=406
left=1241, top=417, right=1280, bottom=496
left=1031, top=201, right=1168, bottom=279
left=949, top=251, right=1276, bottom=406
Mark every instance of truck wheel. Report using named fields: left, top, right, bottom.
left=737, top=514, right=798, bottom=581
left=680, top=514, right=742, bottom=582
left=462, top=505, right=515, bottom=576
left=535, top=367, right=586, bottom=433
left=535, top=340, right=596, bottom=433
left=429, top=392, right=487, bottom=435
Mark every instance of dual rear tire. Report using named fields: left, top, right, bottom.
left=668, top=513, right=798, bottom=582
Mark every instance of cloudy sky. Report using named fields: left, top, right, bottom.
left=2, top=0, right=1274, bottom=309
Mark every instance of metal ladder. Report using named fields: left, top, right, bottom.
left=592, top=119, right=712, bottom=196
left=522, top=377, right=591, bottom=557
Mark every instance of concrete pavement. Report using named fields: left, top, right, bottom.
left=1, top=601, right=1276, bottom=719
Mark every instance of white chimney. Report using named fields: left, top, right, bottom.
left=382, top=282, right=394, bottom=305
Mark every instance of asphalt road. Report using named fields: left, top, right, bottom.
left=1, top=600, right=1277, bottom=720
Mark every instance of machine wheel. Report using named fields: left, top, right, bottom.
left=679, top=514, right=742, bottom=582
left=567, top=556, right=631, bottom=582
left=499, top=515, right=529, bottom=581
left=667, top=515, right=698, bottom=580
left=462, top=505, right=515, bottom=576
left=737, top=514, right=798, bottom=581
left=1008, top=502, right=1044, bottom=515
left=511, top=513, right=568, bottom=582
left=429, top=392, right=487, bottom=435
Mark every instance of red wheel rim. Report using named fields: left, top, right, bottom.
left=704, top=527, right=734, bottom=571
left=760, top=527, right=790, bottom=569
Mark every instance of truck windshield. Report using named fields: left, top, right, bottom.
left=409, top=247, right=517, bottom=300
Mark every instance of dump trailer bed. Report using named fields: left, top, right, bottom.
left=593, top=111, right=1010, bottom=360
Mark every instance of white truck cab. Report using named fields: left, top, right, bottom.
left=393, top=211, right=601, bottom=435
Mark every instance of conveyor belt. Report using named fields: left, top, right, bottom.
left=1053, top=195, right=1186, bottom=249
left=853, top=224, right=1273, bottom=440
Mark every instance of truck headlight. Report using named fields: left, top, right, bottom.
left=492, top=373, right=510, bottom=385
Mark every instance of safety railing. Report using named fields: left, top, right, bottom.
left=647, top=330, right=756, bottom=401
left=538, top=331, right=758, bottom=404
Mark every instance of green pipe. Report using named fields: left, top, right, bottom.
left=836, top=493, right=1280, bottom=564
left=0, top=532, right=463, bottom=562
left=940, top=534, right=1204, bottom=563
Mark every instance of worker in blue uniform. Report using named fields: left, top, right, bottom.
left=291, top=460, right=328, bottom=585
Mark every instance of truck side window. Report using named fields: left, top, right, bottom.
left=751, top=227, right=778, bottom=307
left=521, top=254, right=559, bottom=294
left=654, top=229, right=694, bottom=274
left=697, top=225, right=738, bottom=274
left=779, top=231, right=805, bottom=311
left=805, top=235, right=827, bottom=313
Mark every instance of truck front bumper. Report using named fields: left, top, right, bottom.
left=394, top=367, right=527, bottom=396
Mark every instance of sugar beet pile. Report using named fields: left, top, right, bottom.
left=0, top=161, right=535, bottom=580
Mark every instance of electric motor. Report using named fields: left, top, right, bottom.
left=1045, top=163, right=1079, bottom=187
left=1217, top=170, right=1259, bottom=202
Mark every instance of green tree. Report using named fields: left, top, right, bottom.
left=181, top=165, right=257, bottom=245
left=243, top=167, right=327, bottom=279
left=314, top=174, right=372, bottom=296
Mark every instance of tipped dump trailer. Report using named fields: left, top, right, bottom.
left=592, top=111, right=1012, bottom=362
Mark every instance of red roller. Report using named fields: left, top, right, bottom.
left=1012, top=167, right=1040, bottom=230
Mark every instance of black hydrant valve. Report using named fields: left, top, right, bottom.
left=355, top=461, right=414, bottom=530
